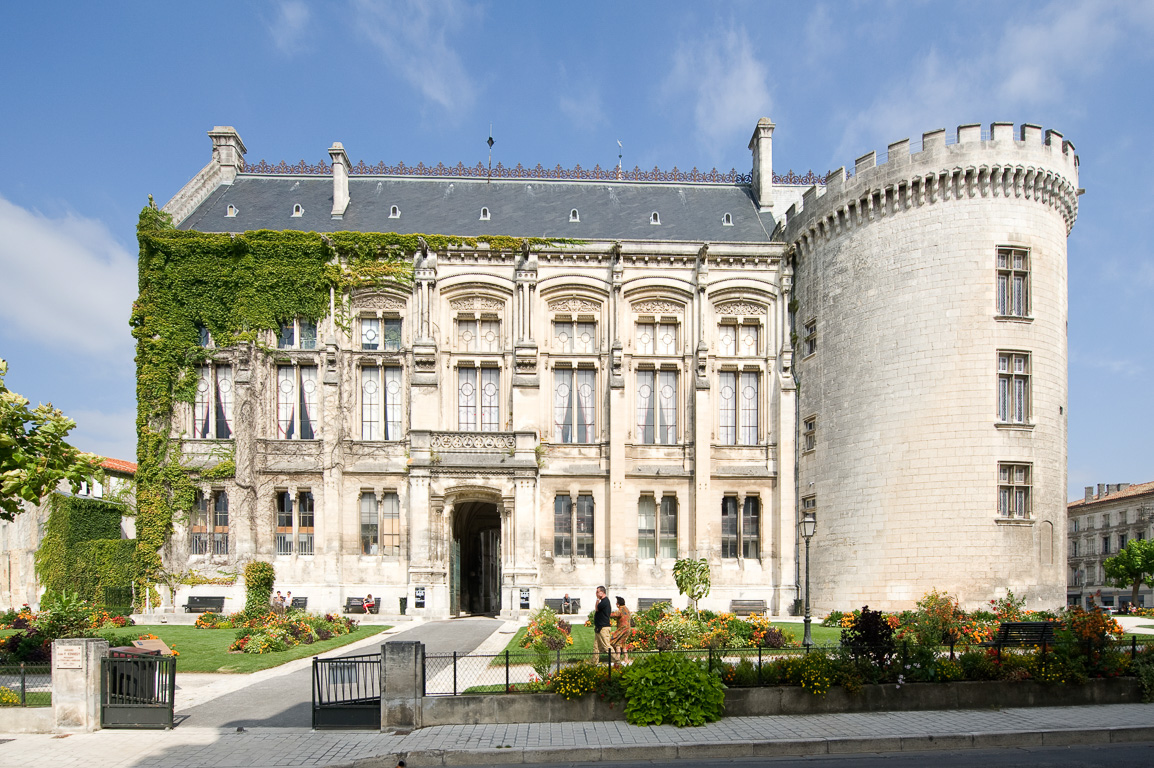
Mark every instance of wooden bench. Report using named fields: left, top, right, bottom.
left=980, top=621, right=1055, bottom=649
left=543, top=598, right=581, bottom=614
left=637, top=597, right=671, bottom=612
left=344, top=597, right=381, bottom=614
left=730, top=599, right=768, bottom=616
left=290, top=596, right=308, bottom=610
left=183, top=595, right=225, bottom=614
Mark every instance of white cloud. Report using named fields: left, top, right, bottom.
left=0, top=196, right=136, bottom=359
left=664, top=24, right=772, bottom=157
left=267, top=0, right=312, bottom=54
left=351, top=0, right=480, bottom=111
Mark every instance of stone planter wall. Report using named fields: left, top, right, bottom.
left=417, top=677, right=1143, bottom=727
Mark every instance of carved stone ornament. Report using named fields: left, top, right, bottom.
left=449, top=296, right=504, bottom=310
left=352, top=291, right=407, bottom=311
left=547, top=298, right=602, bottom=313
left=716, top=301, right=766, bottom=316
left=631, top=300, right=684, bottom=314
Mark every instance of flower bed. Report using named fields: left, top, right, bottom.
left=0, top=595, right=136, bottom=663
left=193, top=610, right=357, bottom=654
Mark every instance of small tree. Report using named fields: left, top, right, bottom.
left=243, top=561, right=276, bottom=615
left=672, top=558, right=710, bottom=614
left=0, top=359, right=102, bottom=521
left=1104, top=539, right=1154, bottom=609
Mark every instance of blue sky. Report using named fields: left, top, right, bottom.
left=1, top=1, right=1151, bottom=500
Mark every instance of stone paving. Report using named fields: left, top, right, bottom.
left=2, top=703, right=1152, bottom=768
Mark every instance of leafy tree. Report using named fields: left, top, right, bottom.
left=673, top=557, right=711, bottom=614
left=1104, top=539, right=1154, bottom=608
left=0, top=359, right=102, bottom=520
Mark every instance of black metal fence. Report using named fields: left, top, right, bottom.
left=100, top=655, right=177, bottom=729
left=423, top=636, right=1154, bottom=695
left=312, top=653, right=381, bottom=730
left=0, top=664, right=51, bottom=707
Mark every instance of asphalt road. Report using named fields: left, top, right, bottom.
left=506, top=743, right=1154, bottom=768
left=174, top=616, right=503, bottom=729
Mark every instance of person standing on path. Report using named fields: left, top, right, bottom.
left=593, top=586, right=612, bottom=661
left=611, top=595, right=631, bottom=663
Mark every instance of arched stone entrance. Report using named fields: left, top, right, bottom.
left=450, top=499, right=502, bottom=616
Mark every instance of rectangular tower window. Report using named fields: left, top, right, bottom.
left=802, top=321, right=817, bottom=357
left=996, top=247, right=1030, bottom=317
left=997, top=463, right=1031, bottom=518
left=637, top=370, right=677, bottom=444
left=997, top=352, right=1030, bottom=424
left=803, top=417, right=816, bottom=452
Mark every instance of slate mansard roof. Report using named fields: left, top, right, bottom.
left=179, top=174, right=776, bottom=242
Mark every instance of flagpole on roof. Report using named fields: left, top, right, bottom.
left=487, top=125, right=494, bottom=184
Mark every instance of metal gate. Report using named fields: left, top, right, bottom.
left=100, top=655, right=176, bottom=729
left=312, top=653, right=381, bottom=730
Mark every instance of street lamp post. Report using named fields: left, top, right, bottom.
left=800, top=513, right=816, bottom=650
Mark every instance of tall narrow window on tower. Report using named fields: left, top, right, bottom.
left=996, top=247, right=1030, bottom=318
left=997, top=352, right=1030, bottom=424
left=998, top=463, right=1032, bottom=518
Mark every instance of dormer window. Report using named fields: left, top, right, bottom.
left=389, top=205, right=400, bottom=219
left=292, top=204, right=304, bottom=217
left=226, top=204, right=238, bottom=218
left=479, top=207, right=490, bottom=221
left=569, top=209, right=580, bottom=222
left=722, top=212, right=733, bottom=226
left=650, top=212, right=660, bottom=225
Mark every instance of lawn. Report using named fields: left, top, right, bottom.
left=107, top=624, right=390, bottom=673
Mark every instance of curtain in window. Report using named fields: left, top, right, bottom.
left=361, top=367, right=381, bottom=440
left=576, top=494, right=594, bottom=558
left=554, top=495, right=572, bottom=557
left=637, top=371, right=655, bottom=443
left=277, top=366, right=296, bottom=439
left=721, top=496, right=738, bottom=558
left=739, top=372, right=758, bottom=445
left=1013, top=376, right=1026, bottom=423
left=576, top=369, right=596, bottom=443
left=637, top=496, right=656, bottom=559
left=480, top=368, right=500, bottom=431
left=194, top=366, right=212, bottom=438
left=719, top=371, right=736, bottom=444
left=458, top=368, right=477, bottom=430
left=381, top=492, right=400, bottom=556
left=659, top=496, right=677, bottom=558
left=554, top=369, right=574, bottom=442
left=384, top=367, right=402, bottom=439
left=360, top=492, right=378, bottom=554
left=719, top=326, right=736, bottom=356
left=742, top=497, right=760, bottom=558
left=657, top=371, right=677, bottom=444
left=299, top=366, right=317, bottom=439
left=214, top=366, right=233, bottom=439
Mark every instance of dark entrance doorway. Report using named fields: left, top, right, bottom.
left=450, top=501, right=501, bottom=616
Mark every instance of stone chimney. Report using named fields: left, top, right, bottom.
left=329, top=142, right=350, bottom=218
left=1085, top=486, right=1094, bottom=503
left=748, top=118, right=775, bottom=211
left=1098, top=483, right=1107, bottom=497
left=207, top=127, right=247, bottom=184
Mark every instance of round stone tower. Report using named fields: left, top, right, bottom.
left=782, top=123, right=1079, bottom=612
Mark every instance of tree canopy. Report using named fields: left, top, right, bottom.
left=1103, top=538, right=1154, bottom=607
left=0, top=358, right=102, bottom=520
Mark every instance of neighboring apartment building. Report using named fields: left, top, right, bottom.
left=1067, top=481, right=1154, bottom=610
left=0, top=457, right=136, bottom=610
left=153, top=118, right=1078, bottom=617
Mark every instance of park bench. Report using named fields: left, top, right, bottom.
left=290, top=596, right=308, bottom=610
left=730, top=599, right=768, bottom=616
left=543, top=597, right=582, bottom=614
left=344, top=597, right=381, bottom=614
left=182, top=595, right=225, bottom=613
left=980, top=621, right=1055, bottom=650
left=637, top=597, right=671, bottom=612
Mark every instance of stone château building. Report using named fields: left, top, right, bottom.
left=156, top=118, right=1078, bottom=616
left=1067, top=481, right=1154, bottom=611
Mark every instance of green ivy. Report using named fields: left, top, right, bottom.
left=243, top=561, right=276, bottom=615
left=34, top=494, right=131, bottom=602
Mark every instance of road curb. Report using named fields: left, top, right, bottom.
left=330, top=725, right=1154, bottom=767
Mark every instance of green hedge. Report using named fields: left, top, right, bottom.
left=34, top=494, right=132, bottom=603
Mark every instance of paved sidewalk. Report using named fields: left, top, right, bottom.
left=2, top=703, right=1151, bottom=767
